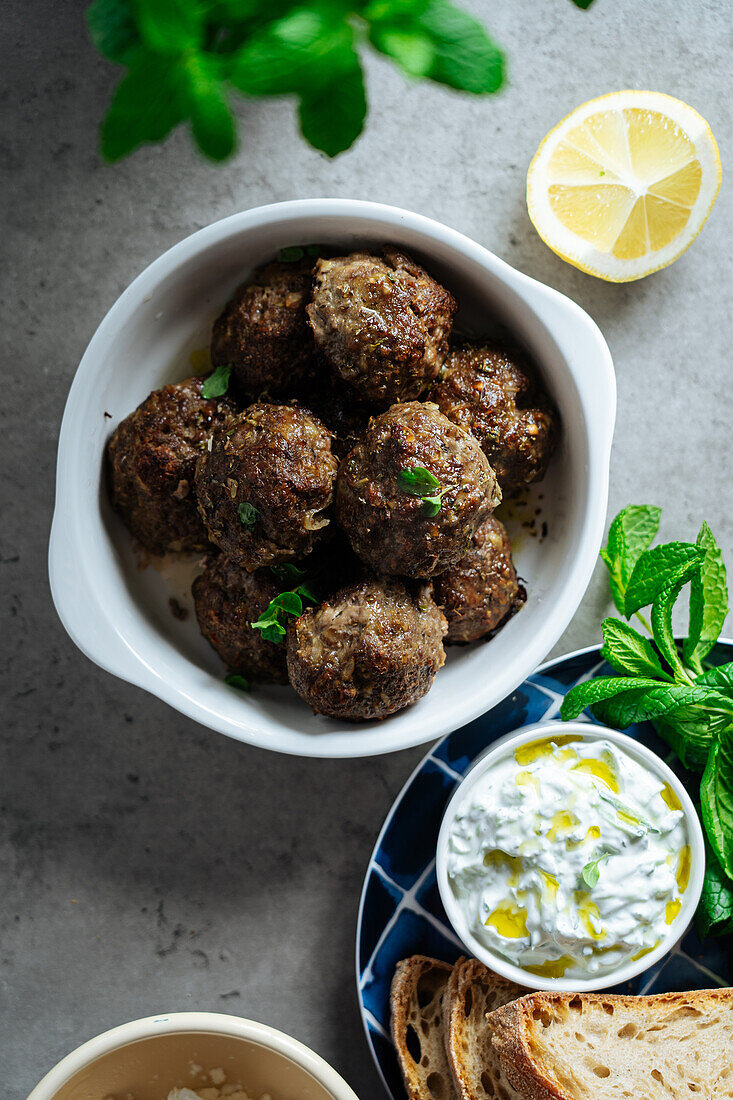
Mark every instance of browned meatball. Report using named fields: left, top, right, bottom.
left=430, top=345, right=557, bottom=494
left=287, top=578, right=446, bottom=720
left=336, top=402, right=501, bottom=579
left=307, top=248, right=456, bottom=404
left=432, top=516, right=525, bottom=643
left=192, top=555, right=288, bottom=683
left=106, top=375, right=238, bottom=555
left=195, top=403, right=338, bottom=571
left=211, top=258, right=317, bottom=399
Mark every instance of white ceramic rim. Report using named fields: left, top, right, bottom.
left=48, top=198, right=616, bottom=758
left=435, top=719, right=706, bottom=992
left=25, top=1012, right=360, bottom=1100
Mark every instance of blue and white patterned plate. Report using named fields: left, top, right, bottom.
left=356, top=643, right=733, bottom=1100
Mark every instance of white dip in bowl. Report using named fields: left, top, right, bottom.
left=437, top=721, right=705, bottom=991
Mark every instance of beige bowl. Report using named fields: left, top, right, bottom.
left=26, top=1013, right=360, bottom=1100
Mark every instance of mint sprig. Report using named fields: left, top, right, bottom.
left=201, top=363, right=232, bottom=399
left=561, top=505, right=733, bottom=938
left=581, top=857, right=603, bottom=890
left=251, top=578, right=318, bottom=644
left=238, top=502, right=260, bottom=529
left=87, top=0, right=595, bottom=163
left=397, top=466, right=451, bottom=517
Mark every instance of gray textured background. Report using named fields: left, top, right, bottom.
left=2, top=0, right=731, bottom=1096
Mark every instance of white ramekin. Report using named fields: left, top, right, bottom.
left=436, top=721, right=705, bottom=992
left=26, top=1012, right=360, bottom=1100
left=49, top=199, right=615, bottom=758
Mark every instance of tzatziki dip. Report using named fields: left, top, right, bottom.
left=445, top=734, right=690, bottom=979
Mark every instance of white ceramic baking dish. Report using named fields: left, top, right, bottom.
left=49, top=199, right=615, bottom=757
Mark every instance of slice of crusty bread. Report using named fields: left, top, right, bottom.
left=443, top=956, right=528, bottom=1100
left=391, top=955, right=458, bottom=1100
left=490, top=988, right=733, bottom=1100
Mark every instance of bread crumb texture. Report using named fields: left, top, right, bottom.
left=490, top=989, right=733, bottom=1100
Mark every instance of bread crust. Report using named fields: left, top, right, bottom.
left=489, top=988, right=733, bottom=1100
left=390, top=955, right=457, bottom=1100
left=443, top=956, right=527, bottom=1100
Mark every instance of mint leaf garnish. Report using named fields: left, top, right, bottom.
left=237, top=502, right=259, bottom=529
left=271, top=563, right=306, bottom=584
left=421, top=495, right=443, bottom=518
left=251, top=585, right=315, bottom=644
left=397, top=466, right=451, bottom=517
left=397, top=467, right=441, bottom=495
left=278, top=246, right=305, bottom=263
left=225, top=672, right=250, bottom=692
left=581, top=858, right=602, bottom=889
left=201, top=363, right=232, bottom=399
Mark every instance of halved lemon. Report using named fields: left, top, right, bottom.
left=527, top=91, right=721, bottom=282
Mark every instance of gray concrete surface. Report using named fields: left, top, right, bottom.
left=2, top=0, right=731, bottom=1095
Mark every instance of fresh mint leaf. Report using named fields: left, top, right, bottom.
left=270, top=562, right=306, bottom=583
left=696, top=838, right=733, bottom=939
left=696, top=662, right=733, bottom=691
left=298, top=47, right=367, bottom=157
left=225, top=672, right=250, bottom=691
left=230, top=8, right=350, bottom=96
left=600, top=505, right=661, bottom=615
left=372, top=28, right=435, bottom=77
left=397, top=466, right=441, bottom=495
left=100, top=50, right=188, bottom=161
left=294, top=582, right=317, bottom=604
left=601, top=683, right=733, bottom=726
left=260, top=620, right=287, bottom=643
left=87, top=0, right=140, bottom=64
left=136, top=0, right=202, bottom=55
left=367, top=0, right=504, bottom=95
left=560, top=675, right=661, bottom=720
left=581, top=857, right=602, bottom=889
left=600, top=618, right=668, bottom=680
left=700, top=730, right=733, bottom=880
left=421, top=495, right=442, bottom=518
left=412, top=0, right=504, bottom=93
left=624, top=542, right=704, bottom=617
left=270, top=591, right=304, bottom=616
left=186, top=53, right=236, bottom=161
left=201, top=363, right=232, bottom=398
left=278, top=246, right=306, bottom=262
left=650, top=567, right=701, bottom=682
left=570, top=0, right=595, bottom=8
left=684, top=522, right=728, bottom=669
left=237, top=502, right=259, bottom=529
left=654, top=710, right=723, bottom=773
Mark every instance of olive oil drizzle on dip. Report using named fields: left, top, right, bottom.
left=446, top=736, right=690, bottom=979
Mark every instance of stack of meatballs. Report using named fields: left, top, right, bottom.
left=107, top=246, right=557, bottom=722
